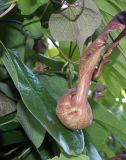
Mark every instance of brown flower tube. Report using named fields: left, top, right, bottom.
left=56, top=11, right=126, bottom=130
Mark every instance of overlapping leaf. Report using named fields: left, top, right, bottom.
left=17, top=101, right=46, bottom=148
left=0, top=42, right=84, bottom=156
left=90, top=100, right=126, bottom=139
left=23, top=17, right=42, bottom=39
left=85, top=121, right=108, bottom=150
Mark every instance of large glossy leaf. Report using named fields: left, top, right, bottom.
left=0, top=42, right=84, bottom=155
left=88, top=100, right=126, bottom=155
left=38, top=75, right=68, bottom=101
left=101, top=64, right=126, bottom=99
left=90, top=100, right=126, bottom=138
left=85, top=121, right=108, bottom=150
left=94, top=0, right=119, bottom=16
left=17, top=100, right=46, bottom=148
left=87, top=144, right=102, bottom=160
left=48, top=153, right=89, bottom=160
left=105, top=125, right=126, bottom=149
left=95, top=0, right=126, bottom=17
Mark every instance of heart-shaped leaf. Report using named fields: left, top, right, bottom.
left=49, top=0, right=102, bottom=52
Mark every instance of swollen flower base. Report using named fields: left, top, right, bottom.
left=56, top=11, right=126, bottom=130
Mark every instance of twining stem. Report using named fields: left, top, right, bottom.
left=0, top=3, right=16, bottom=18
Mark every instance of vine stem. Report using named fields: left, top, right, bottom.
left=93, top=27, right=126, bottom=80
left=0, top=3, right=16, bottom=18
left=40, top=1, right=50, bottom=20
left=109, top=33, right=126, bottom=59
left=46, top=34, right=79, bottom=64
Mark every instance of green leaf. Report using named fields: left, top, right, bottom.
left=105, top=125, right=126, bottom=149
left=13, top=146, right=42, bottom=160
left=48, top=153, right=89, bottom=160
left=17, top=100, right=46, bottom=148
left=101, top=64, right=125, bottom=98
left=95, top=0, right=126, bottom=17
left=0, top=66, right=8, bottom=80
left=94, top=0, right=119, bottom=16
left=38, top=75, right=68, bottom=101
left=17, top=0, right=48, bottom=15
left=49, top=0, right=101, bottom=52
left=88, top=100, right=126, bottom=154
left=85, top=121, right=108, bottom=150
left=110, top=44, right=126, bottom=81
left=0, top=113, right=19, bottom=131
left=1, top=42, right=84, bottom=156
left=39, top=144, right=53, bottom=160
left=34, top=54, right=65, bottom=70
left=0, top=82, right=17, bottom=100
left=0, top=130, right=27, bottom=146
left=102, top=144, right=115, bottom=157
left=87, top=143, right=102, bottom=160
left=23, top=17, right=42, bottom=39
left=0, top=23, right=25, bottom=61
left=0, top=92, right=16, bottom=117
left=90, top=100, right=126, bottom=139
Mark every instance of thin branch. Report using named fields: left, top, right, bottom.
left=18, top=148, right=31, bottom=159
left=46, top=34, right=79, bottom=64
left=51, top=0, right=63, bottom=5
left=40, top=1, right=51, bottom=20
left=0, top=0, right=18, bottom=7
left=37, top=70, right=67, bottom=75
left=109, top=33, right=126, bottom=59
left=71, top=43, right=77, bottom=55
left=0, top=19, right=22, bottom=25
left=103, top=18, right=126, bottom=60
left=0, top=3, right=16, bottom=18
left=68, top=42, right=73, bottom=58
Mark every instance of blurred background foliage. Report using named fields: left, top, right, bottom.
left=0, top=0, right=126, bottom=159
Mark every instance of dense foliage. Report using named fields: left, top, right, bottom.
left=0, top=0, right=126, bottom=159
